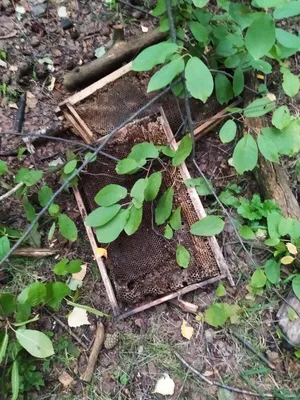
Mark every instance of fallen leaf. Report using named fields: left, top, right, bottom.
left=9, top=65, right=18, bottom=72
left=8, top=102, right=18, bottom=109
left=16, top=4, right=26, bottom=20
left=0, top=59, right=7, bottom=69
left=266, top=93, right=276, bottom=102
left=67, top=278, right=83, bottom=291
left=281, top=255, right=294, bottom=265
left=26, top=92, right=37, bottom=110
left=195, top=312, right=204, bottom=322
left=57, top=6, right=68, bottom=18
left=286, top=243, right=298, bottom=255
left=58, top=371, right=73, bottom=387
left=48, top=76, right=56, bottom=91
left=203, top=370, right=214, bottom=377
left=153, top=373, right=175, bottom=396
left=95, top=46, right=106, bottom=58
left=181, top=320, right=194, bottom=340
left=72, top=264, right=87, bottom=281
left=141, top=25, right=149, bottom=33
left=68, top=307, right=90, bottom=327
left=95, top=247, right=108, bottom=258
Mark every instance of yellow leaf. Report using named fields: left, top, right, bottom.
left=68, top=307, right=90, bottom=328
left=181, top=320, right=194, bottom=340
left=281, top=255, right=294, bottom=265
left=286, top=243, right=298, bottom=255
left=95, top=248, right=108, bottom=258
left=72, top=264, right=87, bottom=281
left=256, top=74, right=264, bottom=80
left=153, top=374, right=175, bottom=396
left=195, top=312, right=204, bottom=322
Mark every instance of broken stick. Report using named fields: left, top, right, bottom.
left=81, top=322, right=105, bottom=382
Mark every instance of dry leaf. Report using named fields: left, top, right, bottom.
left=48, top=76, right=56, bottom=91
left=141, top=25, right=149, bottom=33
left=281, top=255, right=294, bottom=265
left=95, top=247, right=108, bottom=258
left=195, top=312, right=204, bottom=322
left=203, top=370, right=214, bottom=377
left=26, top=92, right=37, bottom=109
left=286, top=243, right=298, bottom=255
left=72, top=264, right=87, bottom=281
left=57, top=5, right=68, bottom=18
left=0, top=59, right=7, bottom=69
left=266, top=93, right=276, bottom=102
left=8, top=102, right=18, bottom=109
left=153, top=374, right=175, bottom=396
left=9, top=65, right=18, bottom=72
left=181, top=319, right=194, bottom=340
left=58, top=371, right=74, bottom=387
left=68, top=307, right=90, bottom=327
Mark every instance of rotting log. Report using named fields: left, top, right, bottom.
left=63, top=29, right=168, bottom=91
left=244, top=74, right=300, bottom=220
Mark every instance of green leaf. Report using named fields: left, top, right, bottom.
left=233, top=68, right=244, bottom=96
left=0, top=160, right=8, bottom=175
left=245, top=14, right=275, bottom=59
left=147, top=58, right=185, bottom=92
left=229, top=3, right=256, bottom=30
left=250, top=58, right=272, bottom=74
left=66, top=300, right=109, bottom=317
left=53, top=259, right=68, bottom=275
left=264, top=259, right=280, bottom=284
left=282, top=70, right=300, bottom=98
left=184, top=177, right=213, bottom=195
left=84, top=152, right=97, bottom=163
left=244, top=98, right=275, bottom=117
left=264, top=237, right=280, bottom=246
left=95, top=209, right=129, bottom=243
left=288, top=308, right=298, bottom=322
left=0, top=293, right=16, bottom=317
left=152, top=0, right=166, bottom=16
left=53, top=259, right=81, bottom=275
left=11, top=361, right=19, bottom=400
left=215, top=283, right=227, bottom=297
left=185, top=57, right=214, bottom=102
left=85, top=205, right=121, bottom=228
left=129, top=142, right=159, bottom=162
left=0, top=331, right=8, bottom=364
left=172, top=135, right=193, bottom=166
left=130, top=178, right=148, bottom=203
left=0, top=236, right=10, bottom=259
left=48, top=222, right=56, bottom=241
left=38, top=185, right=53, bottom=207
left=64, top=159, right=77, bottom=175
left=49, top=203, right=60, bottom=216
left=190, top=216, right=224, bottom=236
left=276, top=28, right=300, bottom=49
left=115, top=158, right=140, bottom=174
left=238, top=225, right=255, bottom=240
left=45, top=282, right=71, bottom=311
left=124, top=205, right=143, bottom=235
left=225, top=54, right=241, bottom=68
left=257, top=134, right=279, bottom=163
left=94, top=184, right=127, bottom=206
left=13, top=314, right=39, bottom=327
left=193, top=0, right=209, bottom=6
left=215, top=74, right=233, bottom=105
left=176, top=245, right=190, bottom=268
left=274, top=1, right=300, bottom=19
left=15, top=303, right=31, bottom=323
left=189, top=21, right=209, bottom=44
left=144, top=171, right=162, bottom=201
left=262, top=125, right=300, bottom=156
left=16, top=329, right=54, bottom=358
left=253, top=0, right=285, bottom=7
left=205, top=303, right=228, bottom=327
left=272, top=106, right=290, bottom=130
left=58, top=214, right=78, bottom=242
left=15, top=168, right=43, bottom=186
left=169, top=207, right=182, bottom=231
left=23, top=196, right=36, bottom=223
left=251, top=269, right=267, bottom=288
left=164, top=224, right=173, bottom=239
left=27, top=282, right=47, bottom=306
left=233, top=134, right=258, bottom=174
left=219, top=120, right=237, bottom=143
left=267, top=211, right=282, bottom=238
left=155, top=187, right=174, bottom=225
left=132, top=42, right=178, bottom=71
left=292, top=275, right=300, bottom=299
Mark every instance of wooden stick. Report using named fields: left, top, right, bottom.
left=81, top=322, right=105, bottom=382
left=169, top=299, right=198, bottom=314
left=73, top=187, right=120, bottom=317
left=65, top=103, right=94, bottom=143
left=12, top=248, right=58, bottom=257
left=0, top=182, right=24, bottom=202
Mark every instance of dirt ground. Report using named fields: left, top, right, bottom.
left=1, top=1, right=300, bottom=399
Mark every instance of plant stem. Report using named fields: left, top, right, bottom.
left=0, top=182, right=24, bottom=202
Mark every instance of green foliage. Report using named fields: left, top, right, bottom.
left=147, top=58, right=185, bottom=92
left=233, top=134, right=258, bottom=174
left=16, top=330, right=54, bottom=358
left=0, top=236, right=10, bottom=259
left=144, top=172, right=162, bottom=201
left=219, top=120, right=237, bottom=143
left=204, top=302, right=242, bottom=327
left=273, top=1, right=300, bottom=19
left=272, top=106, right=290, bottom=130
left=169, top=207, right=182, bottom=231
left=172, top=135, right=193, bottom=166
left=264, top=259, right=280, bottom=284
left=94, top=184, right=127, bottom=206
left=184, top=177, right=213, bottom=195
left=190, top=216, right=224, bottom=236
left=185, top=57, right=213, bottom=102
left=53, top=259, right=82, bottom=276
left=257, top=133, right=279, bottom=163
left=244, top=98, right=275, bottom=118
left=15, top=168, right=43, bottom=187
left=85, top=205, right=121, bottom=227
left=155, top=187, right=174, bottom=225
left=238, top=225, right=255, bottom=240
left=96, top=209, right=129, bottom=243
left=215, top=282, right=227, bottom=297
left=251, top=269, right=267, bottom=289
left=132, top=42, right=178, bottom=71
left=215, top=73, right=233, bottom=105
left=237, top=194, right=279, bottom=221
left=58, top=214, right=78, bottom=242
left=0, top=159, right=8, bottom=175
left=176, top=245, right=190, bottom=268
left=245, top=14, right=275, bottom=60
left=64, top=159, right=77, bottom=174
left=11, top=360, right=19, bottom=400
left=292, top=276, right=300, bottom=300
left=282, top=70, right=300, bottom=98
left=124, top=205, right=143, bottom=235
left=164, top=224, right=173, bottom=239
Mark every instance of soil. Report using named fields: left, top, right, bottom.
left=0, top=1, right=299, bottom=399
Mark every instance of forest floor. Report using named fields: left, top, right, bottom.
left=0, top=1, right=300, bottom=399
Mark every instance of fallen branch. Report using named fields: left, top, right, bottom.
left=174, top=351, right=274, bottom=398
left=63, top=29, right=168, bottom=90
left=81, top=322, right=105, bottom=382
left=0, top=182, right=24, bottom=202
left=12, top=248, right=58, bottom=257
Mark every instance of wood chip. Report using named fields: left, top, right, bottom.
left=58, top=371, right=74, bottom=387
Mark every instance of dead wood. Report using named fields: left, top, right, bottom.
left=81, top=322, right=105, bottom=382
left=12, top=247, right=58, bottom=257
left=169, top=299, right=198, bottom=314
left=244, top=74, right=300, bottom=220
left=63, top=29, right=167, bottom=91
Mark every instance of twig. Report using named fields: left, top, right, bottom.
left=45, top=309, right=88, bottom=350
left=12, top=248, right=58, bottom=257
left=0, top=182, right=24, bottom=202
left=174, top=351, right=274, bottom=398
left=81, top=322, right=105, bottom=382
left=231, top=330, right=276, bottom=370
left=0, top=81, right=179, bottom=265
